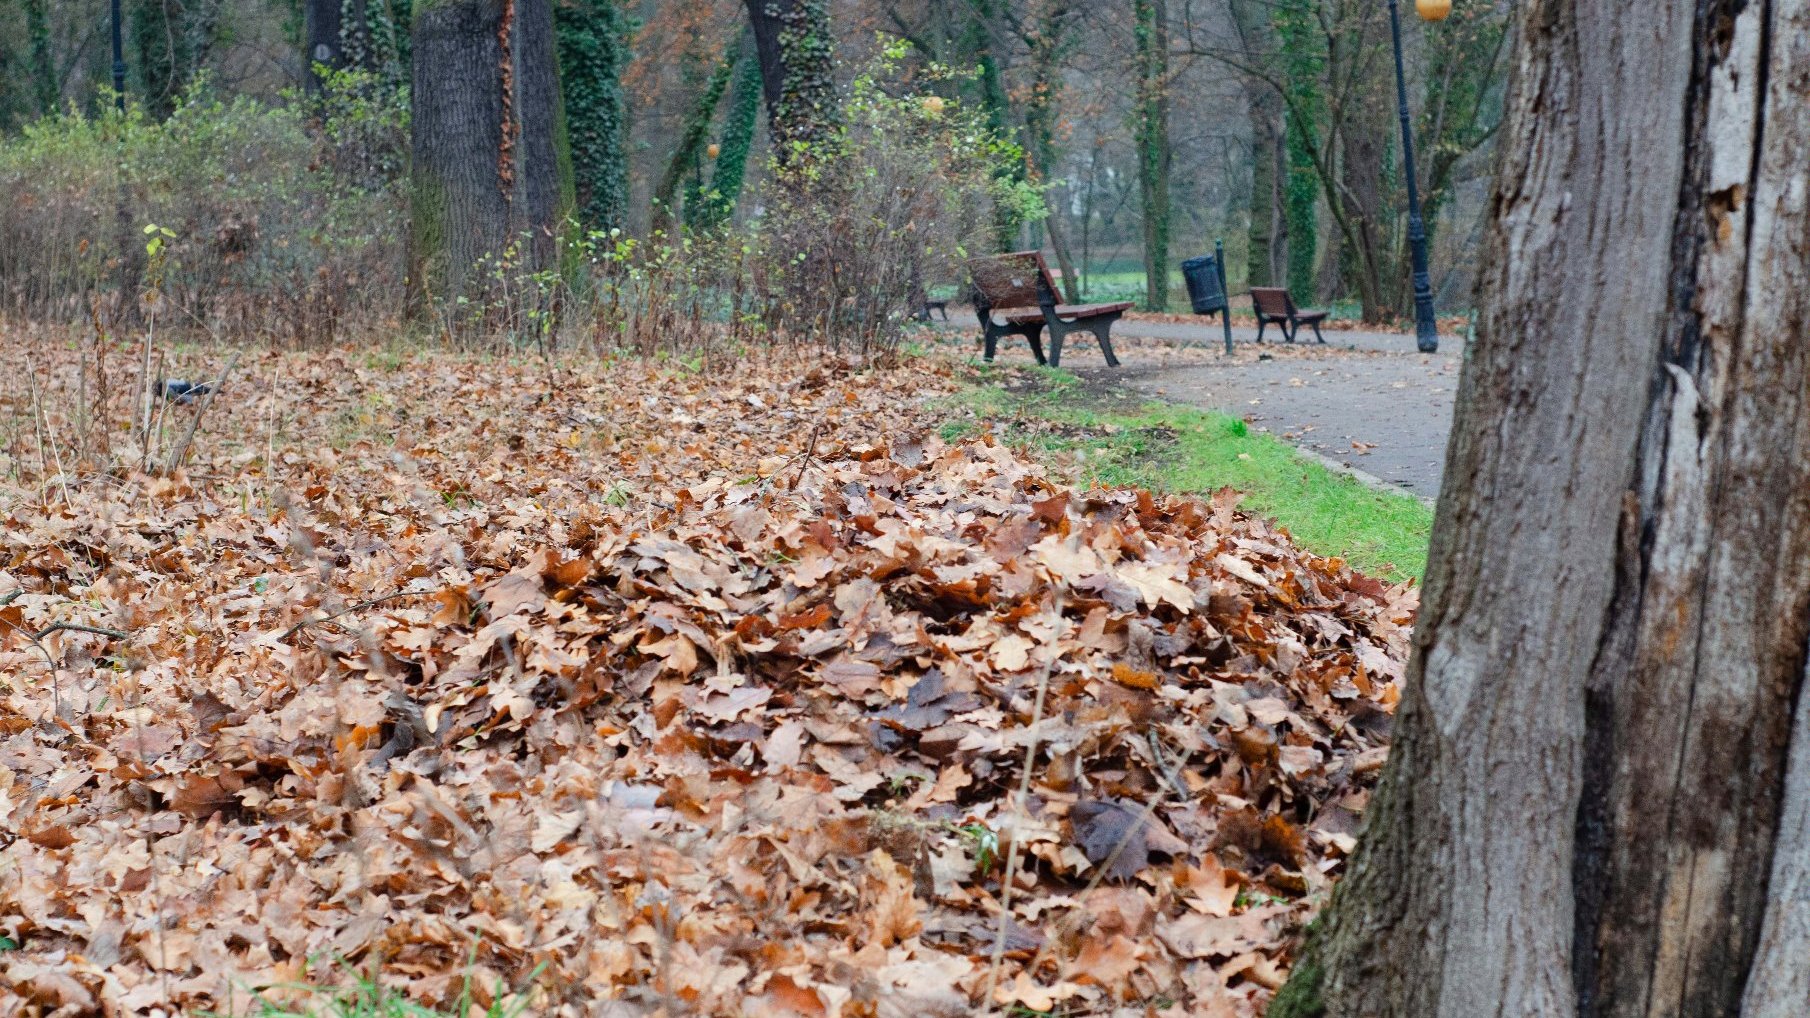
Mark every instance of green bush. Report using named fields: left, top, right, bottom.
left=0, top=71, right=408, bottom=341
left=747, top=37, right=1042, bottom=356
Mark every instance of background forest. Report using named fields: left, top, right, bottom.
left=0, top=0, right=1510, bottom=343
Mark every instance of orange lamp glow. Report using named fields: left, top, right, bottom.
left=1416, top=0, right=1452, bottom=20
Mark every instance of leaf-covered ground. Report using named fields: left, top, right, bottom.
left=0, top=333, right=1413, bottom=1016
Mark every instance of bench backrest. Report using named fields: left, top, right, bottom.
left=1250, top=287, right=1297, bottom=319
left=968, top=251, right=1061, bottom=311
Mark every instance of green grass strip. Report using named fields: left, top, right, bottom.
left=946, top=366, right=1433, bottom=581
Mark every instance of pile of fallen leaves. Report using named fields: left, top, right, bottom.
left=0, top=330, right=1413, bottom=1016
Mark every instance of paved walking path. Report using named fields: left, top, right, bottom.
left=941, top=312, right=1465, bottom=499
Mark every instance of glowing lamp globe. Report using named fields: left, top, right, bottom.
left=1416, top=0, right=1452, bottom=20
left=707, top=143, right=721, bottom=160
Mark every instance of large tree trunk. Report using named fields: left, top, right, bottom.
left=1271, top=2, right=1810, bottom=1016
left=555, top=0, right=629, bottom=232
left=1228, top=0, right=1281, bottom=289
left=511, top=0, right=567, bottom=271
left=1245, top=89, right=1283, bottom=290
left=24, top=0, right=58, bottom=116
left=305, top=0, right=410, bottom=91
left=741, top=0, right=838, bottom=169
left=130, top=0, right=197, bottom=118
left=410, top=0, right=566, bottom=314
left=1133, top=0, right=1171, bottom=311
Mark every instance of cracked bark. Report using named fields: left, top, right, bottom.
left=1271, top=1, right=1810, bottom=1015
left=409, top=0, right=564, bottom=312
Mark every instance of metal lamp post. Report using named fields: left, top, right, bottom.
left=111, top=0, right=126, bottom=112
left=1387, top=0, right=1447, bottom=354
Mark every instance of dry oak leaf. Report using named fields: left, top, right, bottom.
left=993, top=971, right=1088, bottom=1012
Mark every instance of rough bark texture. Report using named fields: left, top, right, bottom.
left=410, top=0, right=566, bottom=310
left=1273, top=1, right=1810, bottom=1015
left=411, top=0, right=508, bottom=308
left=510, top=0, right=566, bottom=271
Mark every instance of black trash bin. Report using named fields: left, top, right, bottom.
left=1181, top=239, right=1236, bottom=354
left=1182, top=254, right=1228, bottom=315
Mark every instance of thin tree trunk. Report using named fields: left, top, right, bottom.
left=1133, top=0, right=1171, bottom=311
left=1023, top=0, right=1080, bottom=301
left=652, top=48, right=736, bottom=234
left=1338, top=108, right=1388, bottom=322
left=1271, top=2, right=1810, bottom=1016
left=702, top=29, right=763, bottom=228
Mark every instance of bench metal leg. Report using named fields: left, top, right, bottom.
left=1310, top=320, right=1325, bottom=344
left=1284, top=320, right=1298, bottom=344
left=1044, top=318, right=1121, bottom=369
left=1026, top=329, right=1047, bottom=365
left=983, top=322, right=1047, bottom=363
left=1090, top=320, right=1121, bottom=367
left=1255, top=319, right=1267, bottom=344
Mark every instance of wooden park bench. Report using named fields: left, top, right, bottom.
left=968, top=251, right=1131, bottom=367
left=1251, top=286, right=1330, bottom=344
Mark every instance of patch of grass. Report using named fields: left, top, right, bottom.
left=949, top=370, right=1432, bottom=581
left=220, top=959, right=544, bottom=1018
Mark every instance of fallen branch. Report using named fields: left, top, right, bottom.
left=165, top=352, right=241, bottom=474
left=35, top=621, right=131, bottom=640
left=278, top=586, right=443, bottom=642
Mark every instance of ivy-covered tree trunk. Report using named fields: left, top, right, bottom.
left=304, top=0, right=410, bottom=91
left=1133, top=0, right=1171, bottom=311
left=701, top=31, right=764, bottom=228
left=652, top=44, right=736, bottom=234
left=1271, top=1, right=1810, bottom=1015
left=962, top=0, right=1021, bottom=251
left=131, top=0, right=197, bottom=118
left=1273, top=0, right=1321, bottom=301
left=555, top=0, right=629, bottom=231
left=410, top=0, right=567, bottom=312
left=742, top=0, right=838, bottom=170
left=24, top=0, right=58, bottom=116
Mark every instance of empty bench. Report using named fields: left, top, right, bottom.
left=1251, top=286, right=1329, bottom=344
left=968, top=251, right=1131, bottom=367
